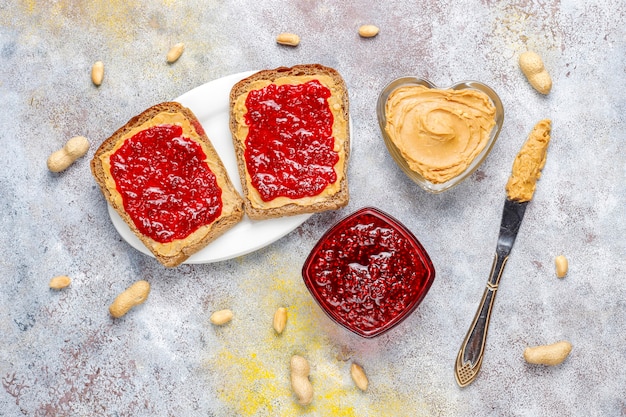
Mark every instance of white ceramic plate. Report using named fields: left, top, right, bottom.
left=107, top=70, right=314, bottom=263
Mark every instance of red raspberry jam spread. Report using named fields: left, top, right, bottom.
left=109, top=124, right=223, bottom=243
left=244, top=80, right=339, bottom=202
left=302, top=207, right=435, bottom=338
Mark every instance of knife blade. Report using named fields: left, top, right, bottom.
left=454, top=198, right=528, bottom=387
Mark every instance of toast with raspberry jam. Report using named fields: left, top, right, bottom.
left=229, top=64, right=350, bottom=220
left=91, top=101, right=244, bottom=267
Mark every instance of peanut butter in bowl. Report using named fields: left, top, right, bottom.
left=376, top=77, right=504, bottom=193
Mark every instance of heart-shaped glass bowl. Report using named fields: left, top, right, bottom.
left=376, top=77, right=504, bottom=193
left=302, top=207, right=435, bottom=338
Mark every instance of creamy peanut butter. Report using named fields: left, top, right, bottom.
left=384, top=85, right=496, bottom=184
left=100, top=111, right=238, bottom=258
left=505, top=119, right=551, bottom=202
left=232, top=75, right=347, bottom=209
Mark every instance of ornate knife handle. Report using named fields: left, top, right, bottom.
left=454, top=251, right=508, bottom=387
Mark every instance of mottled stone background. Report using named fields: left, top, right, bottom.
left=1, top=1, right=624, bottom=416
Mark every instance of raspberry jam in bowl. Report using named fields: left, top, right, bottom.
left=302, top=207, right=435, bottom=338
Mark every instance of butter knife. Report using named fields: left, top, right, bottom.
left=455, top=119, right=551, bottom=387
left=454, top=198, right=528, bottom=387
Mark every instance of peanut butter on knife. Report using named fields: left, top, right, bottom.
left=506, top=119, right=552, bottom=202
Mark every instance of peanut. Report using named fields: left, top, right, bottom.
left=273, top=307, right=288, bottom=334
left=276, top=32, right=300, bottom=46
left=524, top=340, right=572, bottom=366
left=47, top=136, right=90, bottom=172
left=91, top=61, right=104, bottom=86
left=350, top=363, right=368, bottom=391
left=109, top=280, right=151, bottom=318
left=555, top=255, right=568, bottom=278
left=358, top=24, right=380, bottom=38
left=210, top=309, right=233, bottom=326
left=519, top=51, right=552, bottom=94
left=49, top=275, right=71, bottom=290
left=166, top=42, right=185, bottom=63
left=290, top=355, right=313, bottom=405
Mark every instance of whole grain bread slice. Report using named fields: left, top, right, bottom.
left=91, top=101, right=244, bottom=267
left=229, top=64, right=350, bottom=220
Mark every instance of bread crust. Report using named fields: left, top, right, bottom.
left=229, top=64, right=350, bottom=220
left=91, top=101, right=244, bottom=267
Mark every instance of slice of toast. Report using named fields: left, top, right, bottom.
left=229, top=64, right=350, bottom=220
left=91, top=101, right=244, bottom=267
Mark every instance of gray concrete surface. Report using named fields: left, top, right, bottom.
left=1, top=1, right=624, bottom=416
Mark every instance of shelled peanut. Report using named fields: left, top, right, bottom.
left=524, top=340, right=572, bottom=365
left=276, top=33, right=300, bottom=46
left=210, top=309, right=233, bottom=326
left=109, top=280, right=151, bottom=318
left=358, top=25, right=379, bottom=38
left=91, top=61, right=104, bottom=86
left=166, top=43, right=185, bottom=63
left=49, top=275, right=71, bottom=290
left=350, top=363, right=369, bottom=391
left=555, top=255, right=568, bottom=278
left=273, top=307, right=288, bottom=334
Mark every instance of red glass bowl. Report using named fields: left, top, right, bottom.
left=302, top=207, right=436, bottom=338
